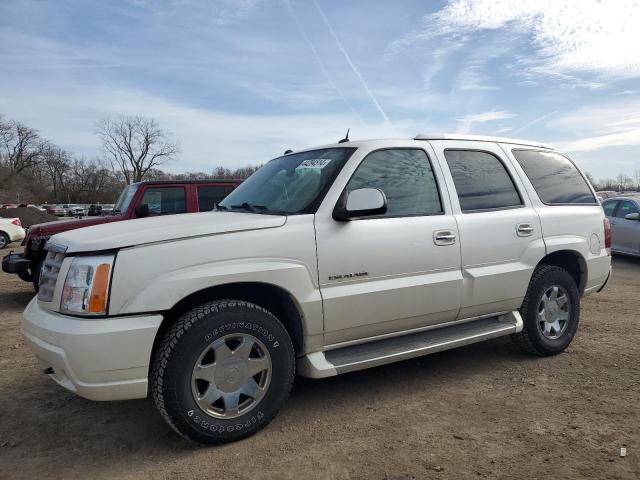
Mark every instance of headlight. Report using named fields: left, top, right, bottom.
left=60, top=254, right=115, bottom=315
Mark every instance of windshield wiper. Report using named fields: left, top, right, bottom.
left=230, top=202, right=268, bottom=214
left=214, top=204, right=229, bottom=211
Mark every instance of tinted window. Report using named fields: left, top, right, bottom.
left=139, top=187, right=186, bottom=215
left=602, top=200, right=618, bottom=217
left=444, top=150, right=522, bottom=212
left=345, top=149, right=442, bottom=217
left=512, top=150, right=596, bottom=205
left=198, top=185, right=235, bottom=212
left=616, top=200, right=639, bottom=218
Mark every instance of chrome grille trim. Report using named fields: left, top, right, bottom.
left=37, top=249, right=66, bottom=302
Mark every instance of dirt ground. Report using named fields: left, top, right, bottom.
left=0, top=244, right=638, bottom=480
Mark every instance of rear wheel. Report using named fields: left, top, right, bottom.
left=0, top=232, right=9, bottom=249
left=151, top=299, right=295, bottom=444
left=512, top=265, right=580, bottom=356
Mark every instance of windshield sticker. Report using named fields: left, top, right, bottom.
left=296, top=158, right=332, bottom=169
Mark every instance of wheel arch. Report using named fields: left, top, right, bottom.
left=152, top=282, right=306, bottom=364
left=536, top=249, right=587, bottom=294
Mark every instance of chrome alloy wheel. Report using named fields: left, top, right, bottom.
left=537, top=285, right=570, bottom=340
left=191, top=333, right=272, bottom=419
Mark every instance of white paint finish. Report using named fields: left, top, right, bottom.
left=430, top=140, right=546, bottom=318
left=51, top=211, right=286, bottom=253
left=108, top=215, right=324, bottom=337
left=0, top=217, right=25, bottom=243
left=314, top=141, right=462, bottom=344
left=22, top=297, right=161, bottom=400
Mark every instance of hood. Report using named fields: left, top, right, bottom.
left=29, top=216, right=112, bottom=236
left=51, top=211, right=287, bottom=253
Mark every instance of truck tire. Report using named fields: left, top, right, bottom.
left=512, top=265, right=580, bottom=356
left=0, top=232, right=9, bottom=249
left=31, top=259, right=43, bottom=292
left=151, top=299, right=295, bottom=444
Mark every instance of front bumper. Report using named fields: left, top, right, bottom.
left=22, top=297, right=163, bottom=401
left=2, top=252, right=30, bottom=275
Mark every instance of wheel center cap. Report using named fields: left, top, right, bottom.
left=215, top=358, right=248, bottom=392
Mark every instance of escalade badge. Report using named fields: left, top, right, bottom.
left=328, top=272, right=368, bottom=281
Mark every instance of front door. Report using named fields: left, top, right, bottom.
left=612, top=200, right=640, bottom=253
left=430, top=141, right=545, bottom=319
left=315, top=146, right=462, bottom=346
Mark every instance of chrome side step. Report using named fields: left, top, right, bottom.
left=298, top=311, right=522, bottom=378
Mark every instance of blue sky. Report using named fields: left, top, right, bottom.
left=1, top=0, right=639, bottom=180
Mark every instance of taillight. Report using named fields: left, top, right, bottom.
left=603, top=217, right=611, bottom=255
left=11, top=218, right=21, bottom=227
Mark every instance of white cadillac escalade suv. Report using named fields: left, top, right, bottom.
left=22, top=134, right=611, bottom=444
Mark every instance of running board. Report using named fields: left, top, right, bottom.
left=298, top=311, right=522, bottom=378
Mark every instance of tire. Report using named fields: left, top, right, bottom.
left=31, top=259, right=43, bottom=292
left=512, top=265, right=580, bottom=356
left=151, top=299, right=295, bottom=444
left=0, top=232, right=9, bottom=249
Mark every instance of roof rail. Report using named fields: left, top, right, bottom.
left=414, top=133, right=553, bottom=149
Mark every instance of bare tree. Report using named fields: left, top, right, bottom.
left=96, top=116, right=179, bottom=184
left=0, top=115, right=43, bottom=184
left=40, top=142, right=70, bottom=202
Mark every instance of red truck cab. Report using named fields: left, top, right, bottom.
left=2, top=179, right=242, bottom=289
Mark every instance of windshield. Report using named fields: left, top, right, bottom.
left=113, top=184, right=139, bottom=214
left=219, top=148, right=355, bottom=214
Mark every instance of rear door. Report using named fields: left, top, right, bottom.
left=612, top=199, right=640, bottom=253
left=430, top=140, right=545, bottom=319
left=196, top=184, right=236, bottom=212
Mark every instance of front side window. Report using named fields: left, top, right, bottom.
left=113, top=184, right=139, bottom=215
left=602, top=200, right=618, bottom=217
left=219, top=148, right=355, bottom=214
left=345, top=148, right=442, bottom=217
left=616, top=200, right=639, bottom=218
left=444, top=150, right=522, bottom=212
left=139, top=187, right=186, bottom=215
left=198, top=185, right=235, bottom=212
left=512, top=150, right=596, bottom=205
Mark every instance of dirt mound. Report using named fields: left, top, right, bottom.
left=0, top=207, right=58, bottom=227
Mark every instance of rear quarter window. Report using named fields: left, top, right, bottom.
left=512, top=150, right=596, bottom=205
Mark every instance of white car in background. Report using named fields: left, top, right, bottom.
left=0, top=217, right=26, bottom=248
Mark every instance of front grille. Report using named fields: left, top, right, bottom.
left=37, top=249, right=65, bottom=302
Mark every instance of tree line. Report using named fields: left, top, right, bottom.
left=0, top=114, right=259, bottom=204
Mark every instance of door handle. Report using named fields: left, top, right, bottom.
left=516, top=223, right=534, bottom=237
left=434, top=230, right=457, bottom=246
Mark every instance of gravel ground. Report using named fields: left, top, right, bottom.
left=0, top=244, right=638, bottom=480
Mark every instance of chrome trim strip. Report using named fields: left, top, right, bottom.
left=44, top=242, right=68, bottom=254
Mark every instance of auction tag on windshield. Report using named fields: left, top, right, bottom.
left=296, top=158, right=332, bottom=169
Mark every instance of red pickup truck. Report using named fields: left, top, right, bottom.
left=2, top=179, right=241, bottom=290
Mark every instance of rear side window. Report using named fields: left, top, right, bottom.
left=444, top=150, right=522, bottom=212
left=139, top=187, right=186, bottom=215
left=602, top=200, right=618, bottom=217
left=616, top=200, right=639, bottom=218
left=512, top=150, right=596, bottom=205
left=346, top=148, right=442, bottom=217
left=198, top=185, right=235, bottom=211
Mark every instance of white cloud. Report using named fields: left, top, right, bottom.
left=557, top=129, right=640, bottom=153
left=455, top=111, right=516, bottom=134
left=399, top=0, right=640, bottom=81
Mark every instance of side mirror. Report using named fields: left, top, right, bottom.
left=624, top=212, right=640, bottom=220
left=135, top=203, right=149, bottom=218
left=333, top=188, right=387, bottom=221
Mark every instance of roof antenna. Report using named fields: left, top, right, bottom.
left=338, top=128, right=350, bottom=143
left=284, top=149, right=293, bottom=154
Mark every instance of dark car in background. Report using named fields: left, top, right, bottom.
left=2, top=179, right=242, bottom=289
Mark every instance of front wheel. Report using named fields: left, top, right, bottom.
left=151, top=300, right=295, bottom=444
left=512, top=265, right=580, bottom=356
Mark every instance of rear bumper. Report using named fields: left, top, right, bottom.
left=596, top=266, right=612, bottom=293
left=22, top=297, right=163, bottom=401
left=2, top=252, right=30, bottom=275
